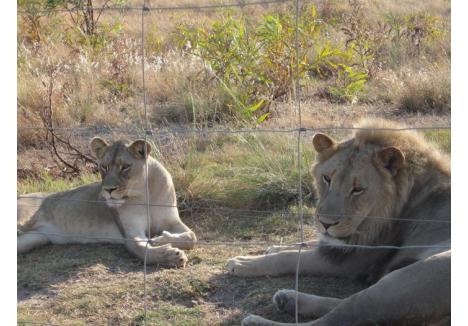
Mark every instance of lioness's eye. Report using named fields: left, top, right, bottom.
left=121, top=164, right=131, bottom=172
left=351, top=187, right=366, bottom=196
left=322, top=175, right=331, bottom=185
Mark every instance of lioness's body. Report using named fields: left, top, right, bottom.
left=229, top=119, right=450, bottom=325
left=18, top=139, right=196, bottom=267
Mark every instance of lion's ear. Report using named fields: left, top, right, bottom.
left=312, top=133, right=337, bottom=153
left=128, top=139, right=152, bottom=160
left=90, top=137, right=109, bottom=160
left=377, top=146, right=405, bottom=176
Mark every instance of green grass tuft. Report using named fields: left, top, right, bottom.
left=18, top=172, right=100, bottom=195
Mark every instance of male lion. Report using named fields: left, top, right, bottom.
left=228, top=119, right=450, bottom=325
left=18, top=138, right=196, bottom=267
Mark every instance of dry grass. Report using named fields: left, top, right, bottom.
left=365, top=60, right=451, bottom=114
left=18, top=210, right=368, bottom=326
left=395, top=69, right=451, bottom=114
left=17, top=0, right=451, bottom=143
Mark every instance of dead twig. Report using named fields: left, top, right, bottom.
left=39, top=65, right=97, bottom=176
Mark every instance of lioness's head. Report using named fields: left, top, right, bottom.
left=91, top=137, right=152, bottom=207
left=311, top=131, right=407, bottom=245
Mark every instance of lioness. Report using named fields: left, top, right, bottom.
left=228, top=119, right=450, bottom=325
left=18, top=138, right=196, bottom=267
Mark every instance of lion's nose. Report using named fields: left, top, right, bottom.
left=104, top=186, right=118, bottom=194
left=320, top=220, right=339, bottom=230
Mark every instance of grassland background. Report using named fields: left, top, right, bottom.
left=17, top=0, right=450, bottom=324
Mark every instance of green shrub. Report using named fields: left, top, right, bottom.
left=175, top=4, right=367, bottom=123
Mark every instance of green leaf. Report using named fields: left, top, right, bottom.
left=243, top=99, right=266, bottom=114
left=256, top=112, right=270, bottom=124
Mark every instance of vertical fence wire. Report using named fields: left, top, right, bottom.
left=294, top=0, right=304, bottom=324
left=141, top=1, right=150, bottom=325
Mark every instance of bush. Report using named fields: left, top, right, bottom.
left=175, top=4, right=368, bottom=123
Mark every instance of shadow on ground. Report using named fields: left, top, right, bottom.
left=18, top=244, right=146, bottom=301
left=205, top=272, right=366, bottom=325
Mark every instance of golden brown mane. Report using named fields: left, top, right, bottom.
left=353, top=118, right=450, bottom=175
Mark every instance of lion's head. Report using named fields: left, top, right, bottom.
left=90, top=137, right=152, bottom=207
left=311, top=119, right=448, bottom=246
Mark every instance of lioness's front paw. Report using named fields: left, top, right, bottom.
left=273, top=289, right=297, bottom=315
left=163, top=246, right=188, bottom=268
left=150, top=231, right=173, bottom=246
left=242, top=314, right=275, bottom=326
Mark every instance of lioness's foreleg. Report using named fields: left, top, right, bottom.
left=151, top=222, right=197, bottom=250
left=242, top=251, right=451, bottom=326
left=125, top=236, right=188, bottom=267
left=17, top=232, right=50, bottom=253
left=228, top=248, right=342, bottom=277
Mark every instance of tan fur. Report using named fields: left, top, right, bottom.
left=228, top=118, right=451, bottom=325
left=18, top=138, right=197, bottom=268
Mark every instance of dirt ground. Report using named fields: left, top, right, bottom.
left=18, top=211, right=368, bottom=326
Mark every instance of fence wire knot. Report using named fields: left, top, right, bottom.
left=294, top=241, right=308, bottom=248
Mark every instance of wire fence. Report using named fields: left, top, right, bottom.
left=17, top=1, right=451, bottom=325
left=17, top=196, right=451, bottom=224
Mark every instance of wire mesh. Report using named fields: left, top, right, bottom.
left=17, top=1, right=451, bottom=325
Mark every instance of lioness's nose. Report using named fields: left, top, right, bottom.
left=104, top=186, right=118, bottom=194
left=320, top=220, right=339, bottom=230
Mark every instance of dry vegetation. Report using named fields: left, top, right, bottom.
left=18, top=0, right=450, bottom=324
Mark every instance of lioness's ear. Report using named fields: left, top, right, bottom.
left=312, top=133, right=336, bottom=153
left=90, top=137, right=109, bottom=160
left=376, top=146, right=405, bottom=176
left=128, top=139, right=152, bottom=160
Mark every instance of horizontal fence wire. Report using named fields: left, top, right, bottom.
left=17, top=0, right=294, bottom=15
left=17, top=126, right=451, bottom=134
left=17, top=321, right=56, bottom=326
left=17, top=195, right=451, bottom=224
left=18, top=231, right=451, bottom=250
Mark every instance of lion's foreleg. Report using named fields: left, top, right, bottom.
left=308, top=251, right=451, bottom=325
left=265, top=241, right=319, bottom=254
left=228, top=248, right=341, bottom=277
left=241, top=314, right=313, bottom=326
left=125, top=237, right=188, bottom=267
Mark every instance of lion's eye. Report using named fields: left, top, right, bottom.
left=322, top=175, right=331, bottom=185
left=121, top=164, right=131, bottom=172
left=351, top=187, right=366, bottom=196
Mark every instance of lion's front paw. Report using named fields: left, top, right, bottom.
left=273, top=289, right=297, bottom=315
left=227, top=256, right=261, bottom=277
left=163, top=246, right=188, bottom=268
left=242, top=314, right=275, bottom=326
